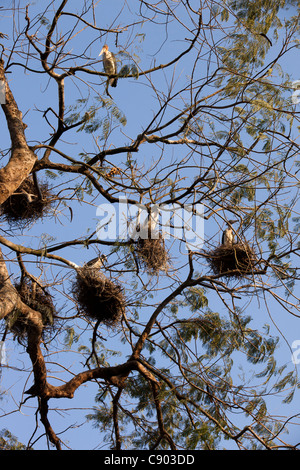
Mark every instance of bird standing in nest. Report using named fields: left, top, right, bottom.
left=222, top=220, right=238, bottom=246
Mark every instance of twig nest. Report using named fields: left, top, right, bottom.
left=207, top=242, right=257, bottom=279
left=135, top=233, right=169, bottom=274
left=1, top=176, right=53, bottom=227
left=8, top=278, right=56, bottom=342
left=71, top=267, right=125, bottom=326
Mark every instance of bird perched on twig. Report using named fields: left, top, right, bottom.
left=222, top=220, right=238, bottom=246
left=99, top=44, right=118, bottom=88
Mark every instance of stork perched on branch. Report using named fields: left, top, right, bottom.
left=222, top=220, right=238, bottom=246
left=99, top=44, right=118, bottom=88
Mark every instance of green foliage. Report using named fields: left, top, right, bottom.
left=65, top=96, right=127, bottom=138
left=64, top=327, right=80, bottom=348
left=119, top=64, right=139, bottom=79
left=86, top=306, right=287, bottom=449
left=184, top=287, right=208, bottom=311
left=0, top=429, right=28, bottom=450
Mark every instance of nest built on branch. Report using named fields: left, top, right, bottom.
left=7, top=277, right=56, bottom=342
left=71, top=267, right=125, bottom=326
left=207, top=242, right=257, bottom=280
left=135, top=232, right=169, bottom=274
left=1, top=176, right=53, bottom=226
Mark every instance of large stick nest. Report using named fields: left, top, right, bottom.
left=71, top=267, right=125, bottom=326
left=135, top=233, right=169, bottom=274
left=206, top=242, right=257, bottom=280
left=1, top=177, right=53, bottom=227
left=7, top=278, right=57, bottom=342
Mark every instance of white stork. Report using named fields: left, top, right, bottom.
left=135, top=205, right=160, bottom=240
left=99, top=44, right=118, bottom=88
left=222, top=220, right=238, bottom=247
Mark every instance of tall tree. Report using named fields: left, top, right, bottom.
left=0, top=0, right=300, bottom=450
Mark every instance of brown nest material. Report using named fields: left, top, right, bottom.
left=135, top=233, right=169, bottom=274
left=8, top=278, right=56, bottom=342
left=207, top=242, right=257, bottom=280
left=1, top=176, right=53, bottom=227
left=71, top=267, right=125, bottom=326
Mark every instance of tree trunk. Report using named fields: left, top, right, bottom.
left=0, top=59, right=37, bottom=204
